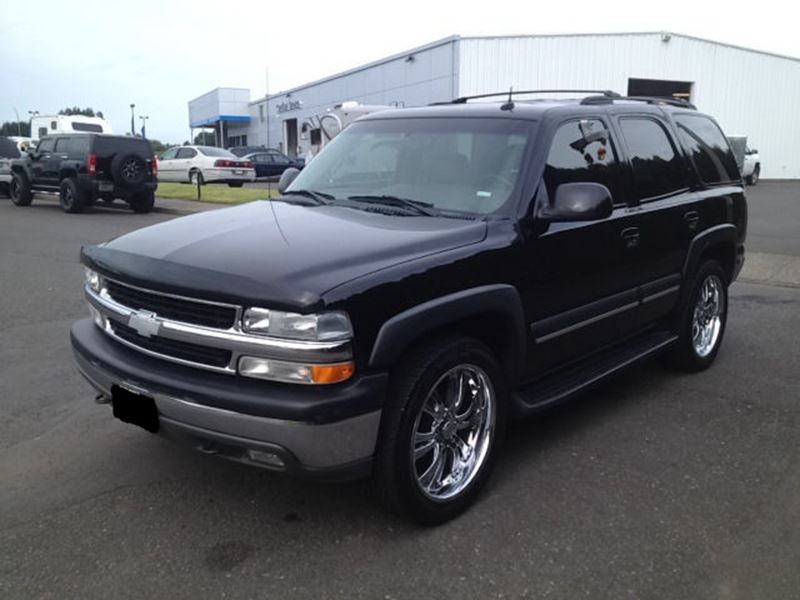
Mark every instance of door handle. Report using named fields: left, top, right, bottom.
left=683, top=211, right=700, bottom=230
left=620, top=227, right=640, bottom=249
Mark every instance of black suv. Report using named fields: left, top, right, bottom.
left=70, top=91, right=747, bottom=524
left=10, top=134, right=157, bottom=213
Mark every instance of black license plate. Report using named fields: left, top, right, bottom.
left=111, top=385, right=159, bottom=433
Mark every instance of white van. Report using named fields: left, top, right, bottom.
left=31, top=115, right=113, bottom=140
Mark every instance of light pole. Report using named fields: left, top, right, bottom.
left=13, top=107, right=21, bottom=136
left=139, top=115, right=149, bottom=138
left=130, top=103, right=136, bottom=136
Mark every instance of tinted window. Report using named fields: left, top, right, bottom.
left=67, top=136, right=90, bottom=157
left=72, top=122, right=104, bottom=133
left=93, top=137, right=151, bottom=156
left=0, top=137, right=20, bottom=158
left=38, top=138, right=55, bottom=153
left=674, top=114, right=740, bottom=184
left=619, top=118, right=685, bottom=199
left=54, top=137, right=70, bottom=152
left=544, top=119, right=619, bottom=202
left=269, top=151, right=290, bottom=164
left=176, top=148, right=197, bottom=159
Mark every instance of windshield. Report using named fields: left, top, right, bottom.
left=197, top=146, right=235, bottom=157
left=287, top=118, right=533, bottom=215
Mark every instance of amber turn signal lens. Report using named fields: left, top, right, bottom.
left=310, top=362, right=355, bottom=384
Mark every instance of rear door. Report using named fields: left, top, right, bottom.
left=523, top=116, right=646, bottom=375
left=175, top=147, right=197, bottom=181
left=612, top=112, right=700, bottom=325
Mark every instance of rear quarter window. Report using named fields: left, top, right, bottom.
left=674, top=114, right=740, bottom=184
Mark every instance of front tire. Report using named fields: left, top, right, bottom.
left=59, top=177, right=85, bottom=213
left=670, top=260, right=728, bottom=371
left=10, top=172, right=33, bottom=206
left=373, top=336, right=506, bottom=525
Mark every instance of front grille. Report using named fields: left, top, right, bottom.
left=112, top=322, right=232, bottom=368
left=106, top=280, right=237, bottom=329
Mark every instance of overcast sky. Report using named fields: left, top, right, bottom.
left=1, top=0, right=796, bottom=143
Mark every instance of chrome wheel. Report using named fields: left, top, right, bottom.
left=692, top=274, right=725, bottom=358
left=411, top=364, right=495, bottom=501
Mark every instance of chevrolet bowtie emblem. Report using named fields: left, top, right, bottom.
left=128, top=310, right=161, bottom=338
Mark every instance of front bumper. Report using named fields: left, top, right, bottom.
left=71, top=319, right=386, bottom=480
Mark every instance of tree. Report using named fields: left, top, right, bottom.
left=148, top=139, right=169, bottom=155
left=58, top=106, right=103, bottom=118
left=193, top=131, right=216, bottom=146
left=0, top=121, right=31, bottom=137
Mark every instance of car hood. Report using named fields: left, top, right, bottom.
left=82, top=200, right=487, bottom=310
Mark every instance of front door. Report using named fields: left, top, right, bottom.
left=31, top=138, right=56, bottom=188
left=522, top=117, right=645, bottom=376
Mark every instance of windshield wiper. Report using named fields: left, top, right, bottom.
left=281, top=189, right=335, bottom=205
left=346, top=194, right=437, bottom=216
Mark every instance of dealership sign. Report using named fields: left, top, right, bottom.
left=276, top=100, right=303, bottom=114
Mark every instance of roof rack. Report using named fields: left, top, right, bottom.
left=432, top=89, right=621, bottom=105
left=581, top=95, right=697, bottom=109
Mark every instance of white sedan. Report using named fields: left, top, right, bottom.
left=158, top=145, right=255, bottom=187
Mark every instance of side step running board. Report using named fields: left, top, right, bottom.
left=512, top=330, right=677, bottom=416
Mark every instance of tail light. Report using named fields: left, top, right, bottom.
left=86, top=153, right=97, bottom=176
left=151, top=155, right=158, bottom=176
left=214, top=159, right=253, bottom=168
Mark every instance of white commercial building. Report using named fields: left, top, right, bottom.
left=190, top=32, right=800, bottom=178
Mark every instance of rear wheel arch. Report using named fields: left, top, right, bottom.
left=683, top=224, right=738, bottom=288
left=368, top=285, right=526, bottom=382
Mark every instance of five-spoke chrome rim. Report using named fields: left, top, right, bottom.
left=411, top=364, right=495, bottom=501
left=692, top=275, right=725, bottom=357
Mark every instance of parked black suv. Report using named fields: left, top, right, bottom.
left=11, top=134, right=157, bottom=213
left=71, top=91, right=747, bottom=524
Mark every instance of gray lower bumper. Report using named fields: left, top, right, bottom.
left=75, top=348, right=381, bottom=478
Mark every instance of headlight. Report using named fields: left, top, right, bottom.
left=85, top=268, right=101, bottom=292
left=241, top=308, right=353, bottom=341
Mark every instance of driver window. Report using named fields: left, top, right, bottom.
left=544, top=119, right=620, bottom=205
left=38, top=138, right=55, bottom=154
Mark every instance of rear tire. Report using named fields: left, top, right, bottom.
left=669, top=260, right=728, bottom=372
left=10, top=172, right=33, bottom=206
left=129, top=190, right=155, bottom=214
left=228, top=182, right=244, bottom=188
left=373, top=336, right=507, bottom=525
left=59, top=177, right=85, bottom=213
left=746, top=165, right=760, bottom=186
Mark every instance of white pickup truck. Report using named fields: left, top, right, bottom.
left=742, top=147, right=761, bottom=185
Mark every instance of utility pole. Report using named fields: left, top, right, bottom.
left=130, top=104, right=136, bottom=136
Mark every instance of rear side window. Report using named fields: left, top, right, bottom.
left=68, top=136, right=90, bottom=157
left=544, top=119, right=620, bottom=203
left=619, top=118, right=685, bottom=200
left=674, top=114, right=740, bottom=184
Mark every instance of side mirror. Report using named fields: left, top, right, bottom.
left=277, top=167, right=301, bottom=194
left=540, top=182, right=613, bottom=222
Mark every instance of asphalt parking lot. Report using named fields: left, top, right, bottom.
left=1, top=183, right=799, bottom=599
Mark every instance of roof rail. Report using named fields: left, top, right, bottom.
left=581, top=95, right=697, bottom=109
left=433, top=89, right=621, bottom=105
